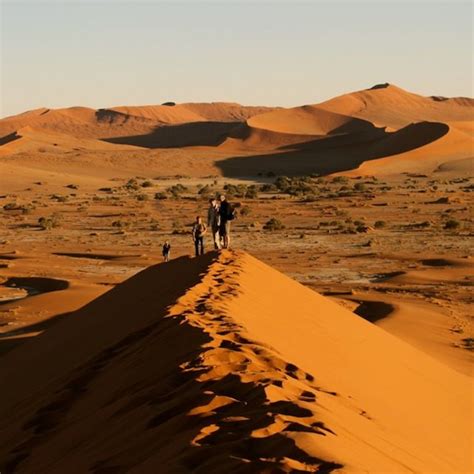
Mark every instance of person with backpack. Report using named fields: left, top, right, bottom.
left=192, top=216, right=207, bottom=257
left=218, top=194, right=234, bottom=249
left=207, top=198, right=221, bottom=250
left=162, top=240, right=171, bottom=262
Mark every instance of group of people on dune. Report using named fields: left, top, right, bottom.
left=162, top=194, right=235, bottom=261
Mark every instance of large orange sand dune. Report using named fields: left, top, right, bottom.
left=0, top=251, right=471, bottom=473
left=0, top=84, right=472, bottom=176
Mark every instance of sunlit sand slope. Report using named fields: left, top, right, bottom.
left=0, top=251, right=471, bottom=473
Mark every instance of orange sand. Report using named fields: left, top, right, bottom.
left=0, top=251, right=471, bottom=473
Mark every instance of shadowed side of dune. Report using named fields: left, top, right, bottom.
left=216, top=121, right=451, bottom=177
left=0, top=252, right=343, bottom=474
left=3, top=277, right=69, bottom=293
left=353, top=300, right=394, bottom=323
left=102, top=121, right=243, bottom=148
left=1, top=251, right=472, bottom=473
left=0, top=277, right=70, bottom=308
left=0, top=131, right=21, bottom=146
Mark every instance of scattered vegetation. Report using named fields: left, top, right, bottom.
left=38, top=214, right=61, bottom=230
left=239, top=205, right=251, bottom=217
left=125, top=178, right=140, bottom=191
left=263, top=218, right=285, bottom=231
left=167, top=184, right=188, bottom=198
left=354, top=182, right=367, bottom=192
left=112, top=220, right=130, bottom=229
left=50, top=194, right=68, bottom=202
left=3, top=203, right=34, bottom=214
left=444, top=219, right=460, bottom=230
left=374, top=220, right=386, bottom=229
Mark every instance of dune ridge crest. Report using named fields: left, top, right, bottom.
left=0, top=251, right=472, bottom=473
left=1, top=84, right=472, bottom=175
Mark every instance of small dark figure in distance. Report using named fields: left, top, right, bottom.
left=192, top=216, right=207, bottom=257
left=162, top=241, right=171, bottom=262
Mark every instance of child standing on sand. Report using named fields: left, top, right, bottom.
left=162, top=241, right=171, bottom=262
left=192, top=216, right=207, bottom=257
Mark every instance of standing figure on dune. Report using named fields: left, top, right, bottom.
left=192, top=216, right=207, bottom=257
left=218, top=194, right=234, bottom=249
left=207, top=198, right=221, bottom=250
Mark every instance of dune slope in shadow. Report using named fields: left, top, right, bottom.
left=0, top=251, right=471, bottom=473
left=216, top=121, right=451, bottom=176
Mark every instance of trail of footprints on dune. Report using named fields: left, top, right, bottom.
left=4, top=254, right=343, bottom=473
left=176, top=254, right=342, bottom=472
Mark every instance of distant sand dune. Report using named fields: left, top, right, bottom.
left=247, top=105, right=377, bottom=136
left=318, top=83, right=474, bottom=130
left=0, top=84, right=472, bottom=176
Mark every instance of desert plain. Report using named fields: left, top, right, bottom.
left=0, top=84, right=473, bottom=473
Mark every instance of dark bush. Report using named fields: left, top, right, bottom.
left=444, top=219, right=460, bottom=230
left=240, top=205, right=251, bottom=217
left=263, top=218, right=285, bottom=231
left=38, top=214, right=61, bottom=230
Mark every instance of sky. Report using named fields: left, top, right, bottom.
left=0, top=0, right=472, bottom=118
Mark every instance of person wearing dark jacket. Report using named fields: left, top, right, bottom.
left=218, top=194, right=233, bottom=249
left=162, top=241, right=171, bottom=262
left=192, top=216, right=207, bottom=256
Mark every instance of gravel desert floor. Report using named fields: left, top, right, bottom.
left=1, top=171, right=472, bottom=377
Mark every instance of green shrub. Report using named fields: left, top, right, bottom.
left=240, top=205, right=251, bottom=217
left=154, top=192, right=168, bottom=200
left=112, top=220, right=129, bottom=228
left=245, top=186, right=258, bottom=199
left=354, top=182, right=366, bottom=192
left=263, top=218, right=285, bottom=231
left=125, top=178, right=140, bottom=191
left=374, top=220, right=386, bottom=229
left=167, top=184, right=188, bottom=198
left=198, top=185, right=212, bottom=196
left=356, top=224, right=370, bottom=233
left=302, top=194, right=318, bottom=202
left=260, top=183, right=277, bottom=193
left=38, top=214, right=61, bottom=230
left=331, top=176, right=349, bottom=184
left=444, top=219, right=460, bottom=230
left=51, top=194, right=68, bottom=202
left=3, top=202, right=19, bottom=211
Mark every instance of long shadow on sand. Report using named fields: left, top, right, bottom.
left=0, top=253, right=342, bottom=473
left=102, top=121, right=244, bottom=148
left=216, top=122, right=449, bottom=177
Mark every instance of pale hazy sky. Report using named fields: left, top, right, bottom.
left=1, top=0, right=472, bottom=118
